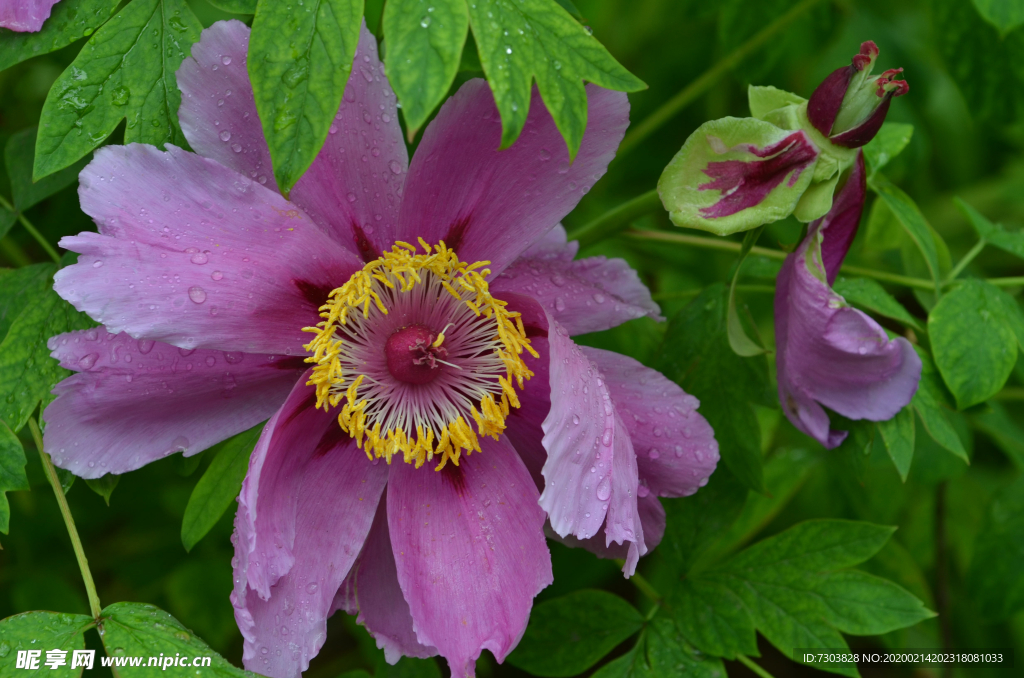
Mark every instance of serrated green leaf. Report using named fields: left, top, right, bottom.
left=971, top=0, right=1024, bottom=35
left=466, top=0, right=645, bottom=158
left=383, top=0, right=468, bottom=136
left=668, top=579, right=757, bottom=659
left=34, top=0, right=202, bottom=180
left=5, top=128, right=90, bottom=211
left=934, top=0, right=1024, bottom=123
left=0, top=611, right=95, bottom=677
left=0, top=0, right=120, bottom=72
left=84, top=473, right=119, bottom=505
left=929, top=279, right=1018, bottom=409
left=878, top=407, right=915, bottom=482
left=641, top=619, right=725, bottom=678
left=0, top=263, right=57, bottom=340
left=248, top=0, right=363, bottom=193
left=656, top=284, right=771, bottom=492
left=911, top=350, right=969, bottom=463
left=0, top=284, right=96, bottom=433
left=506, top=590, right=643, bottom=677
left=181, top=423, right=263, bottom=552
left=869, top=174, right=941, bottom=294
left=660, top=468, right=748, bottom=574
left=0, top=420, right=29, bottom=534
left=955, top=197, right=1024, bottom=260
left=206, top=0, right=257, bottom=13
left=967, top=475, right=1024, bottom=619
left=99, top=602, right=257, bottom=677
left=833, top=276, right=922, bottom=331
left=862, top=122, right=913, bottom=176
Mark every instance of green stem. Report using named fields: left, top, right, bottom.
left=0, top=236, right=32, bottom=266
left=569, top=189, right=661, bottom=249
left=626, top=230, right=938, bottom=290
left=616, top=0, right=825, bottom=157
left=28, top=418, right=102, bottom=620
left=0, top=194, right=60, bottom=264
left=944, top=240, right=986, bottom=285
left=737, top=654, right=777, bottom=678
left=654, top=284, right=775, bottom=301
left=988, top=276, right=1024, bottom=288
left=630, top=572, right=663, bottom=607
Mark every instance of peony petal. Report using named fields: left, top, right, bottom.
left=819, top=153, right=866, bottom=285
left=0, top=0, right=59, bottom=32
left=43, top=329, right=304, bottom=478
left=775, top=215, right=921, bottom=448
left=387, top=437, right=551, bottom=677
left=581, top=348, right=719, bottom=498
left=177, top=22, right=406, bottom=260
left=232, top=373, right=389, bottom=678
left=352, top=497, right=438, bottom=664
left=538, top=321, right=616, bottom=542
left=501, top=292, right=552, bottom=490
left=547, top=493, right=665, bottom=564
left=59, top=144, right=364, bottom=355
left=492, top=225, right=662, bottom=336
left=398, top=81, right=628, bottom=273
left=602, top=407, right=646, bottom=575
left=177, top=21, right=277, bottom=192
left=287, top=23, right=408, bottom=261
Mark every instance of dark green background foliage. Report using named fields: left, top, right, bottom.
left=2, top=0, right=1024, bottom=677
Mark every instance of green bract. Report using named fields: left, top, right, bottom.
left=657, top=85, right=858, bottom=235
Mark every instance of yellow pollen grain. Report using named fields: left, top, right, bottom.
left=302, top=240, right=537, bottom=471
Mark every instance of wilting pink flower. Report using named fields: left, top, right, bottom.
left=774, top=153, right=921, bottom=448
left=0, top=0, right=60, bottom=32
left=44, top=20, right=719, bottom=678
left=807, top=40, right=910, bottom=148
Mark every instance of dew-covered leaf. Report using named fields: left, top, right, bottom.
left=0, top=0, right=120, bottom=72
left=5, top=127, right=89, bottom=211
left=0, top=611, right=95, bottom=678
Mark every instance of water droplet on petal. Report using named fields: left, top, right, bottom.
left=188, top=286, right=207, bottom=304
left=596, top=476, right=612, bottom=501
left=79, top=353, right=98, bottom=369
left=221, top=55, right=232, bottom=66
left=219, top=130, right=231, bottom=142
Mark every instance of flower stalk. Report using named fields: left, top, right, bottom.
left=0, top=193, right=61, bottom=264
left=28, top=417, right=102, bottom=620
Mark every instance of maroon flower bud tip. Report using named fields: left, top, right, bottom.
left=806, top=40, right=908, bottom=148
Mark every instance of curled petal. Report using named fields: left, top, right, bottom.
left=581, top=347, right=718, bottom=498
left=492, top=225, right=662, bottom=336
left=774, top=163, right=921, bottom=448
left=387, top=437, right=551, bottom=677
left=659, top=117, right=819, bottom=235
left=547, top=492, right=665, bottom=564
left=232, top=374, right=389, bottom=678
left=43, top=329, right=303, bottom=478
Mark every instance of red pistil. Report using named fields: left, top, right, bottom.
left=385, top=324, right=447, bottom=385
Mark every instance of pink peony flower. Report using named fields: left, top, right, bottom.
left=44, top=20, right=719, bottom=678
left=0, top=0, right=60, bottom=32
left=774, top=153, right=921, bottom=448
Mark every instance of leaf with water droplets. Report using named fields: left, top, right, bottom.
left=466, top=0, right=645, bottom=158
left=34, top=0, right=202, bottom=180
left=0, top=611, right=95, bottom=677
left=0, top=268, right=97, bottom=434
left=99, top=602, right=257, bottom=677
left=205, top=0, right=257, bottom=13
left=181, top=422, right=264, bottom=552
left=383, top=0, right=469, bottom=137
left=248, top=0, right=363, bottom=193
left=0, top=0, right=121, bottom=71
